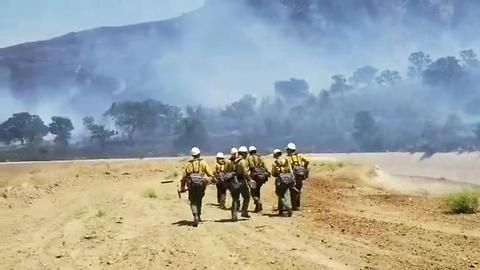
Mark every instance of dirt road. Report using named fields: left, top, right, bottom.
left=0, top=156, right=479, bottom=269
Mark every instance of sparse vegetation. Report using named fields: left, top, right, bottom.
left=167, top=171, right=179, bottom=179
left=445, top=191, right=480, bottom=214
left=142, top=187, right=157, bottom=199
left=96, top=209, right=106, bottom=217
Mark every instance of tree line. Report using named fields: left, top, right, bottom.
left=1, top=49, right=480, bottom=158
left=0, top=113, right=73, bottom=147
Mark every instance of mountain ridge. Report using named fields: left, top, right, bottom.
left=0, top=0, right=478, bottom=115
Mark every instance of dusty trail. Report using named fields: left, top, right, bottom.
left=0, top=157, right=479, bottom=269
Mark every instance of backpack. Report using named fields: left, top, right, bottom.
left=250, top=155, right=268, bottom=183
left=277, top=173, right=294, bottom=188
left=290, top=155, right=308, bottom=180
left=293, top=166, right=307, bottom=180
left=251, top=167, right=268, bottom=183
left=218, top=171, right=238, bottom=189
left=215, top=163, right=226, bottom=183
left=187, top=160, right=205, bottom=188
left=189, top=173, right=205, bottom=187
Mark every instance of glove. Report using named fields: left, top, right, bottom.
left=204, top=176, right=213, bottom=184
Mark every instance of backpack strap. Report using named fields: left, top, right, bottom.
left=255, top=155, right=262, bottom=167
left=292, top=154, right=300, bottom=166
left=274, top=159, right=283, bottom=172
left=252, top=155, right=263, bottom=169
left=190, top=159, right=202, bottom=174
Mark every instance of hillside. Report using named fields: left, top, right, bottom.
left=1, top=0, right=479, bottom=115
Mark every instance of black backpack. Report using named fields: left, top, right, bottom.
left=250, top=155, right=268, bottom=183
left=188, top=160, right=205, bottom=188
left=290, top=155, right=309, bottom=180
left=293, top=166, right=307, bottom=180
left=252, top=167, right=268, bottom=183
left=223, top=171, right=240, bottom=190
left=277, top=173, right=294, bottom=188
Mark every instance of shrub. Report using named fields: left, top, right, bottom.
left=96, top=209, right=106, bottom=217
left=167, top=171, right=179, bottom=179
left=142, top=187, right=157, bottom=199
left=445, top=191, right=480, bottom=214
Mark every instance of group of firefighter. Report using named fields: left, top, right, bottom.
left=179, top=142, right=309, bottom=227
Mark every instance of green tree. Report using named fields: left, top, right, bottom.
left=376, top=70, right=402, bottom=86
left=349, top=66, right=377, bottom=87
left=222, top=95, right=257, bottom=123
left=104, top=100, right=182, bottom=141
left=407, top=51, right=432, bottom=80
left=329, top=74, right=353, bottom=94
left=460, top=49, right=479, bottom=69
left=104, top=101, right=157, bottom=142
left=49, top=116, right=74, bottom=146
left=174, top=117, right=210, bottom=152
left=156, top=102, right=183, bottom=136
left=274, top=78, right=309, bottom=100
left=83, top=117, right=117, bottom=148
left=353, top=111, right=378, bottom=151
left=0, top=123, right=15, bottom=145
left=0, top=112, right=48, bottom=144
left=186, top=106, right=205, bottom=120
left=423, top=56, right=465, bottom=88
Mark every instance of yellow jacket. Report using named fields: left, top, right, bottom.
left=247, top=154, right=270, bottom=174
left=234, top=157, right=251, bottom=182
left=285, top=153, right=309, bottom=169
left=271, top=157, right=291, bottom=177
left=214, top=160, right=228, bottom=174
left=247, top=154, right=265, bottom=169
left=181, top=158, right=214, bottom=185
left=224, top=157, right=236, bottom=173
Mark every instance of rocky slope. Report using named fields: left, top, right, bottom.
left=0, top=0, right=478, bottom=112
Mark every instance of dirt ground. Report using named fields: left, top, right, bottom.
left=0, top=156, right=479, bottom=270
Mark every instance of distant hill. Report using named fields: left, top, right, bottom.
left=0, top=0, right=478, bottom=115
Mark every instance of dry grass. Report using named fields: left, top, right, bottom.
left=142, top=187, right=157, bottom=199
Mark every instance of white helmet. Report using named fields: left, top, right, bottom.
left=230, top=147, right=238, bottom=154
left=273, top=149, right=282, bottom=154
left=191, top=147, right=201, bottom=156
left=238, top=146, right=248, bottom=153
left=286, top=143, right=296, bottom=151
left=216, top=152, right=225, bottom=159
left=249, top=146, right=257, bottom=152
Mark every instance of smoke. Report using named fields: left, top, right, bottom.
left=1, top=0, right=480, bottom=150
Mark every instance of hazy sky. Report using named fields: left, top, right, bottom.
left=0, top=0, right=204, bottom=48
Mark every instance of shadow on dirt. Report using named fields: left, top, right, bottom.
left=206, top=203, right=232, bottom=210
left=171, top=220, right=197, bottom=227
left=261, top=213, right=284, bottom=218
left=214, top=218, right=248, bottom=223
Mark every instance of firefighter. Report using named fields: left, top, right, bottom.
left=246, top=145, right=270, bottom=212
left=226, top=147, right=238, bottom=172
left=271, top=149, right=293, bottom=217
left=230, top=146, right=252, bottom=221
left=285, top=143, right=309, bottom=211
left=180, top=147, right=214, bottom=227
left=214, top=152, right=228, bottom=209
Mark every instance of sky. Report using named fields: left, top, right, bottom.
left=0, top=0, right=205, bottom=48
